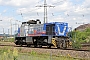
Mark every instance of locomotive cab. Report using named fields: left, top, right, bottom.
left=46, top=24, right=55, bottom=35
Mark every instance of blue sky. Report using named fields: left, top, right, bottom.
left=0, top=0, right=90, bottom=35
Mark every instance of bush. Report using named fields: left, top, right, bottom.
left=72, top=41, right=81, bottom=50
left=70, top=28, right=90, bottom=49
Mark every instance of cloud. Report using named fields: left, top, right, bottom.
left=83, top=0, right=90, bottom=7
left=0, top=0, right=90, bottom=34
left=0, top=0, right=40, bottom=7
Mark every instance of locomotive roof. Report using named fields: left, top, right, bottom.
left=22, top=20, right=37, bottom=24
left=45, top=22, right=68, bottom=25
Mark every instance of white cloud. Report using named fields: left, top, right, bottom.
left=0, top=0, right=40, bottom=7
left=3, top=10, right=7, bottom=13
left=83, top=0, right=90, bottom=7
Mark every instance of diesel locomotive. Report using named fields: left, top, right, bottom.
left=14, top=19, right=70, bottom=49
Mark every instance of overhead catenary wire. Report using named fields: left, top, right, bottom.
left=1, top=0, right=89, bottom=21
left=49, top=0, right=90, bottom=18
left=16, top=0, right=89, bottom=21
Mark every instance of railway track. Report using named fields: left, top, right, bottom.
left=0, top=42, right=89, bottom=52
left=0, top=42, right=90, bottom=59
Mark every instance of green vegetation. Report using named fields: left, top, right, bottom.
left=69, top=28, right=90, bottom=49
left=0, top=38, right=14, bottom=42
left=0, top=47, right=83, bottom=60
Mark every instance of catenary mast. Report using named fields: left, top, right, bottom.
left=36, top=0, right=55, bottom=23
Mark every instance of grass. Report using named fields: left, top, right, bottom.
left=0, top=47, right=85, bottom=60
left=0, top=38, right=14, bottom=42
left=17, top=54, right=79, bottom=60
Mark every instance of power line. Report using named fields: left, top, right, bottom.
left=36, top=0, right=55, bottom=23
left=17, top=8, right=41, bottom=17
left=20, top=10, right=24, bottom=21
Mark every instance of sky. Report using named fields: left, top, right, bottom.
left=0, top=0, right=90, bottom=35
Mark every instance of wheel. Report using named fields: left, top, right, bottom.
left=47, top=45, right=51, bottom=48
left=27, top=44, right=31, bottom=47
left=20, top=44, right=23, bottom=47
left=15, top=41, right=19, bottom=45
left=34, top=45, right=37, bottom=48
left=57, top=47, right=60, bottom=49
left=34, top=41, right=37, bottom=48
left=39, top=45, right=42, bottom=48
left=62, top=41, right=67, bottom=49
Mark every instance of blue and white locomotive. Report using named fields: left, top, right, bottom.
left=15, top=19, right=70, bottom=49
